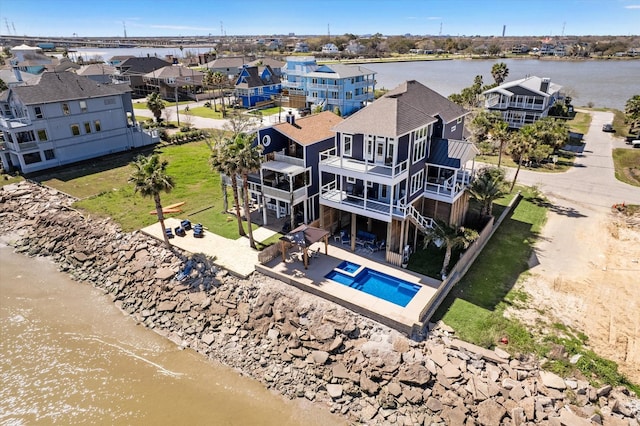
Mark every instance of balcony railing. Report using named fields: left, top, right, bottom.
left=273, top=152, right=305, bottom=167
left=262, top=185, right=307, bottom=202
left=424, top=170, right=473, bottom=198
left=319, top=148, right=408, bottom=179
left=0, top=116, right=32, bottom=129
left=320, top=180, right=395, bottom=216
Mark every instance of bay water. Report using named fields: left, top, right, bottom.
left=0, top=246, right=344, bottom=425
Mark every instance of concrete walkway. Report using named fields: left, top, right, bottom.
left=140, top=217, right=277, bottom=278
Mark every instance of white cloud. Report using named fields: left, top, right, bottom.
left=427, top=16, right=442, bottom=20
left=624, top=4, right=640, bottom=8
left=149, top=24, right=214, bottom=31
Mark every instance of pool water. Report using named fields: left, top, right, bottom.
left=326, top=261, right=421, bottom=307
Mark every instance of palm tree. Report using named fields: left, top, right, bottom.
left=423, top=220, right=479, bottom=279
left=210, top=138, right=246, bottom=237
left=491, top=62, right=509, bottom=85
left=211, top=71, right=227, bottom=117
left=146, top=92, right=165, bottom=123
left=203, top=70, right=216, bottom=110
left=469, top=167, right=509, bottom=216
left=491, top=120, right=511, bottom=168
left=509, top=124, right=535, bottom=192
left=128, top=154, right=175, bottom=247
left=235, top=133, right=263, bottom=249
left=624, top=94, right=640, bottom=135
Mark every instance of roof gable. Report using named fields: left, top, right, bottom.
left=273, top=111, right=342, bottom=146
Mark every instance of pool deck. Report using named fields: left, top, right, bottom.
left=256, top=242, right=441, bottom=335
left=141, top=218, right=442, bottom=334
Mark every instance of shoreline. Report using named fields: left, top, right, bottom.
left=1, top=180, right=639, bottom=425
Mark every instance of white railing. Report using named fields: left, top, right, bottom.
left=273, top=152, right=305, bottom=167
left=262, top=185, right=307, bottom=201
left=320, top=180, right=393, bottom=215
left=0, top=116, right=32, bottom=128
left=319, top=147, right=408, bottom=178
left=398, top=204, right=434, bottom=231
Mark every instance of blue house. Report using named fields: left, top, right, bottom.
left=318, top=80, right=478, bottom=266
left=234, top=65, right=281, bottom=108
left=248, top=111, right=343, bottom=228
left=281, top=56, right=376, bottom=116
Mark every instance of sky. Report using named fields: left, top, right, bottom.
left=1, top=0, right=639, bottom=38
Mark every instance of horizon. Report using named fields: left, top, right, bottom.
left=1, top=0, right=639, bottom=38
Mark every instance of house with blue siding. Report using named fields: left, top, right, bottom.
left=249, top=111, right=343, bottom=229
left=318, top=80, right=478, bottom=266
left=234, top=65, right=281, bottom=108
left=281, top=56, right=375, bottom=116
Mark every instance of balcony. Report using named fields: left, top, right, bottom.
left=272, top=152, right=304, bottom=168
left=320, top=180, right=395, bottom=222
left=319, top=148, right=408, bottom=184
left=424, top=170, right=473, bottom=202
left=262, top=185, right=307, bottom=204
left=0, top=116, right=31, bottom=129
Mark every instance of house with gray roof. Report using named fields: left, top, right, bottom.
left=482, top=76, right=563, bottom=129
left=0, top=72, right=158, bottom=174
left=142, top=65, right=205, bottom=101
left=318, top=80, right=477, bottom=266
left=281, top=56, right=376, bottom=116
left=112, top=57, right=172, bottom=98
left=203, top=56, right=248, bottom=78
left=77, top=63, right=116, bottom=84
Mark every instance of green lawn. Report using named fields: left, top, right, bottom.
left=185, top=106, right=225, bottom=119
left=477, top=150, right=576, bottom=172
left=35, top=141, right=260, bottom=241
left=612, top=148, right=640, bottom=187
left=566, top=111, right=592, bottom=135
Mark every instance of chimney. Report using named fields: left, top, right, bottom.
left=10, top=59, right=22, bottom=82
left=540, top=77, right=550, bottom=93
left=286, top=110, right=295, bottom=126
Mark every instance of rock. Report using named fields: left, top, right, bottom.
left=326, top=384, right=343, bottom=399
left=267, top=328, right=280, bottom=341
left=201, top=333, right=215, bottom=345
left=425, top=396, right=443, bottom=412
left=540, top=371, right=567, bottom=390
left=569, top=354, right=583, bottom=364
left=360, top=372, right=380, bottom=396
left=157, top=301, right=177, bottom=312
left=155, top=267, right=175, bottom=280
left=477, top=399, right=506, bottom=425
left=328, top=336, right=343, bottom=353
left=310, top=350, right=329, bottom=365
left=387, top=382, right=402, bottom=397
left=397, top=364, right=431, bottom=387
left=494, top=347, right=510, bottom=360
left=441, top=362, right=462, bottom=379
left=314, top=323, right=335, bottom=341
left=332, top=362, right=350, bottom=379
left=596, top=384, right=612, bottom=397
left=360, top=404, right=378, bottom=421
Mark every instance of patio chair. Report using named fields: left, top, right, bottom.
left=180, top=219, right=192, bottom=231
left=193, top=223, right=204, bottom=238
left=340, top=230, right=350, bottom=245
left=165, top=228, right=174, bottom=239
left=175, top=226, right=186, bottom=237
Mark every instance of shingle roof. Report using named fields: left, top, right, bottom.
left=428, top=138, right=479, bottom=168
left=235, top=65, right=280, bottom=89
left=11, top=71, right=129, bottom=105
left=77, top=63, right=116, bottom=76
left=206, top=56, right=247, bottom=69
left=273, top=110, right=342, bottom=146
left=117, top=57, right=172, bottom=75
left=333, top=80, right=468, bottom=138
left=482, top=76, right=562, bottom=97
left=247, top=57, right=285, bottom=69
left=144, top=65, right=205, bottom=79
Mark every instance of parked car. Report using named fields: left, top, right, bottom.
left=632, top=140, right=640, bottom=148
left=602, top=123, right=614, bottom=132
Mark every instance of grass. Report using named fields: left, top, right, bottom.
left=477, top=150, right=576, bottom=172
left=34, top=141, right=258, bottom=240
left=612, top=148, right=640, bottom=187
left=184, top=106, right=225, bottom=119
left=430, top=186, right=639, bottom=395
left=566, top=111, right=592, bottom=135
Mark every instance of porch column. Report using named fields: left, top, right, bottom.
left=367, top=218, right=373, bottom=233
left=350, top=213, right=356, bottom=252
left=319, top=204, right=325, bottom=229
left=262, top=196, right=268, bottom=225
left=303, top=199, right=308, bottom=224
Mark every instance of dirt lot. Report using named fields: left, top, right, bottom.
left=508, top=201, right=640, bottom=384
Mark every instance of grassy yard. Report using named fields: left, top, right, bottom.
left=612, top=148, right=640, bottom=187
left=34, top=141, right=263, bottom=241
left=566, top=111, right=592, bottom=135
left=477, top=150, right=576, bottom=172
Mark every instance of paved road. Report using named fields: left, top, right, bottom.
left=505, top=110, right=640, bottom=209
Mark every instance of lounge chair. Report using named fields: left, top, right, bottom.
left=340, top=230, right=350, bottom=245
left=367, top=240, right=385, bottom=253
left=193, top=223, right=204, bottom=238
left=175, top=226, right=186, bottom=237
left=180, top=219, right=192, bottom=231
left=165, top=228, right=174, bottom=239
left=175, top=260, right=194, bottom=281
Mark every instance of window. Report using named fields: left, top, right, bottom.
left=342, top=134, right=352, bottom=157
left=37, top=129, right=48, bottom=141
left=62, top=103, right=70, bottom=115
left=79, top=101, right=87, bottom=113
left=457, top=117, right=462, bottom=124
left=365, top=136, right=374, bottom=161
left=23, top=152, right=42, bottom=164
left=412, top=129, right=427, bottom=164
left=346, top=176, right=356, bottom=184
left=35, top=106, right=44, bottom=119
left=410, top=170, right=424, bottom=195
left=44, top=149, right=55, bottom=160
left=94, top=120, right=101, bottom=131
left=84, top=122, right=92, bottom=133
left=71, top=124, right=80, bottom=136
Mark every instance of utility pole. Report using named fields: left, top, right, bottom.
left=175, top=84, right=180, bottom=127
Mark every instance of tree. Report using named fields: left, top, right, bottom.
left=624, top=94, right=640, bottom=135
left=423, top=220, right=479, bottom=279
left=491, top=62, right=509, bottom=85
left=210, top=136, right=245, bottom=237
left=449, top=74, right=484, bottom=108
left=211, top=71, right=227, bottom=117
left=491, top=120, right=511, bottom=167
left=202, top=70, right=216, bottom=110
left=0, top=78, right=7, bottom=92
left=146, top=92, right=165, bottom=123
left=469, top=110, right=503, bottom=144
left=128, top=154, right=175, bottom=247
left=469, top=167, right=509, bottom=216
left=509, top=124, right=536, bottom=191
left=235, top=133, right=263, bottom=249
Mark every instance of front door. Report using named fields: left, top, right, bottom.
left=375, top=139, right=386, bottom=164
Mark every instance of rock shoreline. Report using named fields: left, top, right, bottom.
left=1, top=181, right=639, bottom=425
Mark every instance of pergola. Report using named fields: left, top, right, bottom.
left=280, top=224, right=330, bottom=269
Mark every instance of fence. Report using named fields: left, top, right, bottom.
left=416, top=191, right=523, bottom=330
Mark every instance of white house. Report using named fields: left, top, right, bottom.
left=0, top=71, right=158, bottom=174
left=321, top=43, right=339, bottom=55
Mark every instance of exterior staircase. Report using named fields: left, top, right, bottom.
left=403, top=204, right=434, bottom=234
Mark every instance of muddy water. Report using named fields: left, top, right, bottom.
left=0, top=246, right=344, bottom=425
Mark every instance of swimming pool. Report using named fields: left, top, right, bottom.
left=326, top=261, right=421, bottom=307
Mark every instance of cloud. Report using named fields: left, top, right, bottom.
left=624, top=4, right=640, bottom=8
left=427, top=16, right=442, bottom=20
